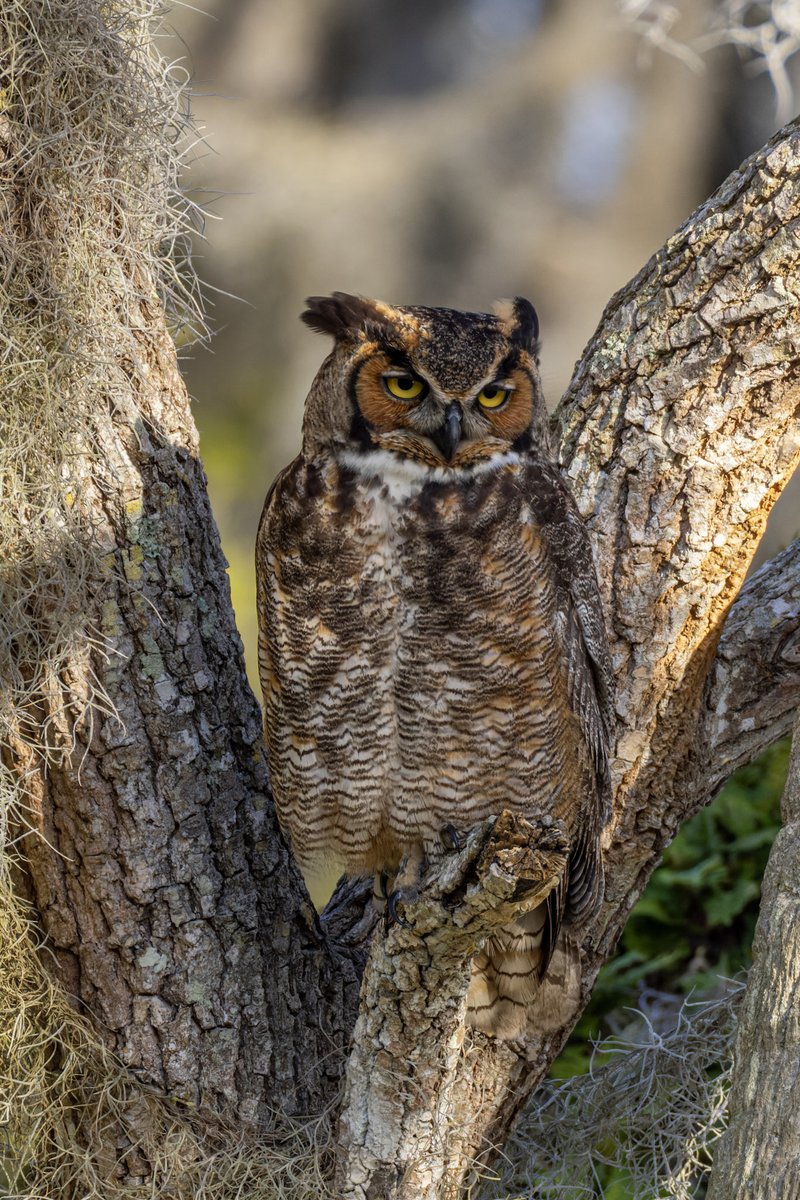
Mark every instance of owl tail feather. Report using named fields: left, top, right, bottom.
left=466, top=905, right=580, bottom=1039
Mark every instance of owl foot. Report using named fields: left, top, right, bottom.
left=371, top=871, right=390, bottom=922
left=386, top=887, right=416, bottom=929
left=372, top=871, right=389, bottom=903
left=384, top=847, right=426, bottom=929
left=439, top=823, right=463, bottom=852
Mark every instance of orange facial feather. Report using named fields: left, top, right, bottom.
left=354, top=352, right=421, bottom=433
left=481, top=368, right=534, bottom=442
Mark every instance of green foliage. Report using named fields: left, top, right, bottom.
left=553, top=737, right=790, bottom=1081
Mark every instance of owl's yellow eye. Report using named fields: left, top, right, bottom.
left=478, top=383, right=512, bottom=410
left=383, top=373, right=427, bottom=401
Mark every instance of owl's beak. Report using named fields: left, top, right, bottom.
left=432, top=403, right=462, bottom=462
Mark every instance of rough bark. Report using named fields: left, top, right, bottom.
left=14, top=291, right=365, bottom=1122
left=4, top=8, right=799, bottom=1193
left=707, top=711, right=800, bottom=1199
left=335, top=814, right=570, bottom=1200
left=331, top=120, right=800, bottom=1197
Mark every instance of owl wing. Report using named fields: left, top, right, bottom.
left=257, top=456, right=301, bottom=537
left=255, top=454, right=303, bottom=713
left=522, top=455, right=615, bottom=930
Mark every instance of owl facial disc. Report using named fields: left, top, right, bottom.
left=297, top=292, right=552, bottom=466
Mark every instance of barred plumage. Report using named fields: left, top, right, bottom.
left=256, top=293, right=613, bottom=1038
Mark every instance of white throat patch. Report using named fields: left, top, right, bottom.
left=338, top=447, right=520, bottom=503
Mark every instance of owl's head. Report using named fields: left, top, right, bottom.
left=299, top=292, right=552, bottom=468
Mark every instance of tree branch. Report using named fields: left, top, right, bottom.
left=19, top=306, right=362, bottom=1120
left=559, top=122, right=800, bottom=810
left=335, top=814, right=569, bottom=1199
left=703, top=538, right=800, bottom=794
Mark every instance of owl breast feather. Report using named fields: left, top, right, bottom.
left=256, top=450, right=599, bottom=879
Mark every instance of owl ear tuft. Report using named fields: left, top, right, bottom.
left=509, top=297, right=539, bottom=350
left=495, top=296, right=539, bottom=351
left=301, top=292, right=390, bottom=341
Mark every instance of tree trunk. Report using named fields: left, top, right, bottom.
left=0, top=0, right=361, bottom=1134
left=17, top=303, right=365, bottom=1121
left=706, top=711, right=800, bottom=1200
left=2, top=6, right=799, bottom=1197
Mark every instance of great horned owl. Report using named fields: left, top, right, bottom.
left=256, top=293, right=614, bottom=1038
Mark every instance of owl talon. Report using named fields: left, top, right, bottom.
left=386, top=889, right=415, bottom=929
left=372, top=871, right=389, bottom=922
left=439, top=823, right=463, bottom=852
